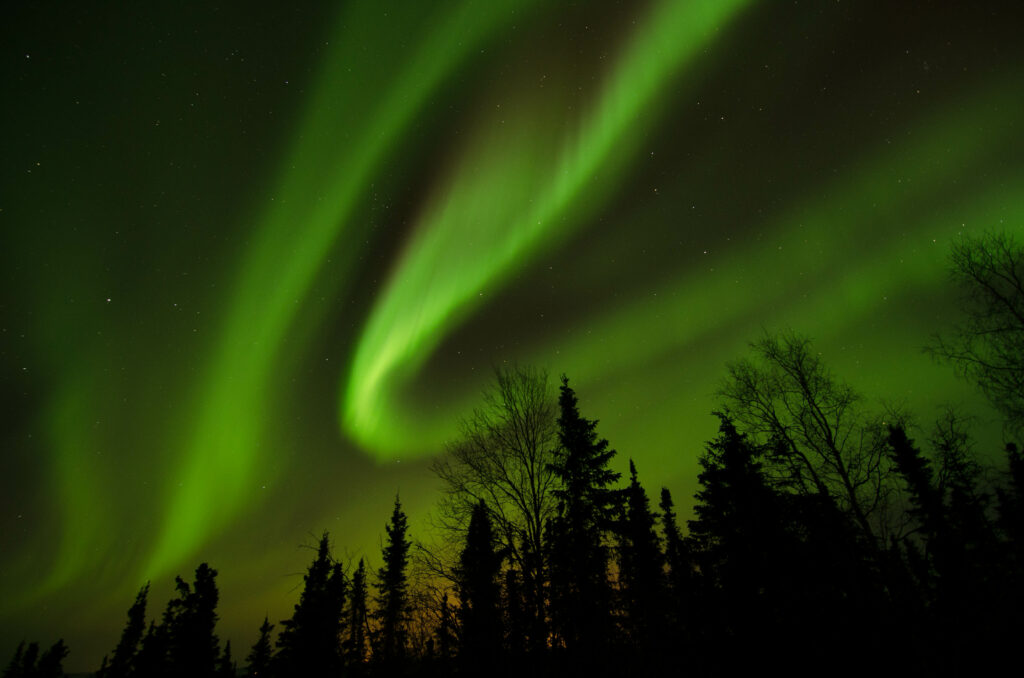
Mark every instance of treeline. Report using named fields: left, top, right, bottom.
left=6, top=232, right=1024, bottom=677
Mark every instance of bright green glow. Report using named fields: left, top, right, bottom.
left=143, top=0, right=542, bottom=578
left=540, top=82, right=1024, bottom=381
left=343, top=0, right=753, bottom=455
left=346, top=65, right=1024, bottom=457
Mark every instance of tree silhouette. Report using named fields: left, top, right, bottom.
left=718, top=331, right=893, bottom=544
left=216, top=641, right=234, bottom=678
left=34, top=641, right=67, bottom=678
left=244, top=616, right=274, bottom=678
left=546, top=375, right=621, bottom=663
left=100, top=583, right=149, bottom=678
left=374, top=496, right=412, bottom=669
left=167, top=563, right=221, bottom=678
left=658, top=487, right=694, bottom=642
left=275, top=533, right=346, bottom=677
left=2, top=642, right=29, bottom=678
left=344, top=558, right=369, bottom=672
left=431, top=365, right=558, bottom=648
left=686, top=414, right=805, bottom=670
left=929, top=231, right=1024, bottom=434
left=615, top=460, right=664, bottom=658
left=432, top=592, right=456, bottom=672
left=2, top=640, right=68, bottom=678
left=888, top=415, right=1005, bottom=671
left=456, top=500, right=504, bottom=674
left=134, top=617, right=171, bottom=678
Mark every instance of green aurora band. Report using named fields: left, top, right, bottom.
left=140, top=0, right=549, bottom=583
left=2, top=0, right=1024, bottom=670
left=343, top=0, right=752, bottom=455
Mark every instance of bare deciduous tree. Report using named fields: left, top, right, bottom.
left=929, top=231, right=1024, bottom=435
left=431, top=366, right=558, bottom=564
left=427, top=365, right=558, bottom=646
left=718, top=332, right=894, bottom=544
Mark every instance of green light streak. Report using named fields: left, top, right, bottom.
left=541, top=81, right=1024, bottom=382
left=143, top=0, right=540, bottom=578
left=346, top=47, right=1024, bottom=457
left=343, top=0, right=753, bottom=456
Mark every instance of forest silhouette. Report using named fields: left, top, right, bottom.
left=6, top=232, right=1024, bottom=677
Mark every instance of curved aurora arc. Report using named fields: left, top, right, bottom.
left=343, top=0, right=754, bottom=454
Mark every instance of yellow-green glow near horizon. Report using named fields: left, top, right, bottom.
left=3, top=0, right=1024, bottom=670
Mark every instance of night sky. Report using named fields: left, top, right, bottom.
left=2, top=0, right=1023, bottom=670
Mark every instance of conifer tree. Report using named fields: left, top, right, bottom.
left=36, top=640, right=68, bottom=678
left=659, top=488, right=694, bottom=644
left=245, top=617, right=274, bottom=678
left=374, top=496, right=411, bottom=668
left=275, top=533, right=346, bottom=677
left=433, top=593, right=456, bottom=672
left=616, top=460, right=663, bottom=650
left=134, top=619, right=171, bottom=678
left=2, top=641, right=26, bottom=678
left=3, top=640, right=68, bottom=678
left=216, top=641, right=234, bottom=678
left=546, top=375, right=622, bottom=660
left=167, top=563, right=221, bottom=678
left=501, top=567, right=527, bottom=661
left=687, top=414, right=803, bottom=671
left=105, top=583, right=149, bottom=678
left=345, top=558, right=369, bottom=672
left=2, top=641, right=35, bottom=678
left=456, top=500, right=503, bottom=673
left=688, top=415, right=779, bottom=591
left=659, top=488, right=692, bottom=596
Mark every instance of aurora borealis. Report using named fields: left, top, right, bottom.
left=2, top=0, right=1023, bottom=669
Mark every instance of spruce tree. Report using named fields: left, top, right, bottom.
left=134, top=619, right=170, bottom=678
left=616, top=460, right=664, bottom=652
left=3, top=640, right=68, bottom=678
left=36, top=640, right=68, bottom=678
left=433, top=593, right=456, bottom=672
left=546, top=375, right=622, bottom=661
left=374, top=496, right=411, bottom=668
left=658, top=488, right=694, bottom=644
left=687, top=414, right=799, bottom=672
left=2, top=641, right=34, bottom=678
left=345, top=559, right=369, bottom=672
left=167, top=563, right=221, bottom=678
left=106, top=584, right=149, bottom=678
left=3, top=641, right=27, bottom=678
left=275, top=533, right=346, bottom=677
left=456, top=500, right=503, bottom=673
left=216, top=641, right=234, bottom=678
left=245, top=617, right=274, bottom=677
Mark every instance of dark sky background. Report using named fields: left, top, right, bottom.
left=2, top=0, right=1023, bottom=670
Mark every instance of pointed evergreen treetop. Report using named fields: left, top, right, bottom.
left=551, top=375, right=622, bottom=527
left=245, top=616, right=274, bottom=678
left=106, top=583, right=149, bottom=678
left=275, top=533, right=346, bottom=677
left=375, top=495, right=412, bottom=664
